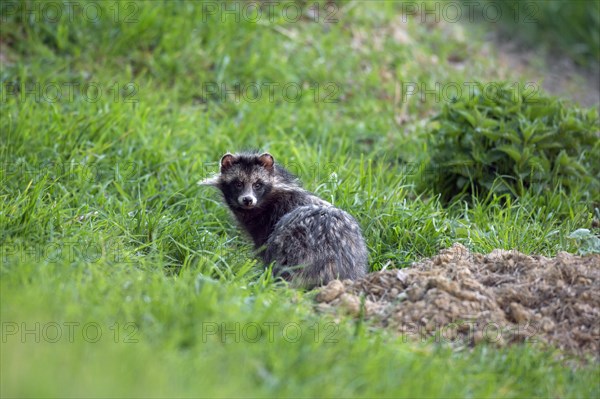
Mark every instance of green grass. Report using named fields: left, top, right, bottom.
left=1, top=1, right=599, bottom=397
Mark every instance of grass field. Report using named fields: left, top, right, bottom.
left=1, top=1, right=599, bottom=397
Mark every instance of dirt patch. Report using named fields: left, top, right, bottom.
left=315, top=244, right=600, bottom=358
left=492, top=37, right=600, bottom=108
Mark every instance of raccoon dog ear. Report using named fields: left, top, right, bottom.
left=220, top=153, right=236, bottom=172
left=258, top=153, right=274, bottom=171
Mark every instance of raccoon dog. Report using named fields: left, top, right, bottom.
left=200, top=152, right=368, bottom=288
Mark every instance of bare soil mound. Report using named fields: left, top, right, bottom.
left=315, top=244, right=600, bottom=357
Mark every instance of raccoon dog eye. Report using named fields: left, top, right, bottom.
left=253, top=182, right=263, bottom=190
left=235, top=181, right=243, bottom=188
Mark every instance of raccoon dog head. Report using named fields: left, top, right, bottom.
left=201, top=152, right=276, bottom=210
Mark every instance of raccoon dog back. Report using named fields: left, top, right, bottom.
left=200, top=151, right=368, bottom=288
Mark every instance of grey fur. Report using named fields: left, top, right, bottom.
left=200, top=151, right=368, bottom=288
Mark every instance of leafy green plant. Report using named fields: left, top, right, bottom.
left=423, top=82, right=600, bottom=202
left=568, top=228, right=600, bottom=255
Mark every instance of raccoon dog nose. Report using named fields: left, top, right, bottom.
left=242, top=196, right=254, bottom=206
